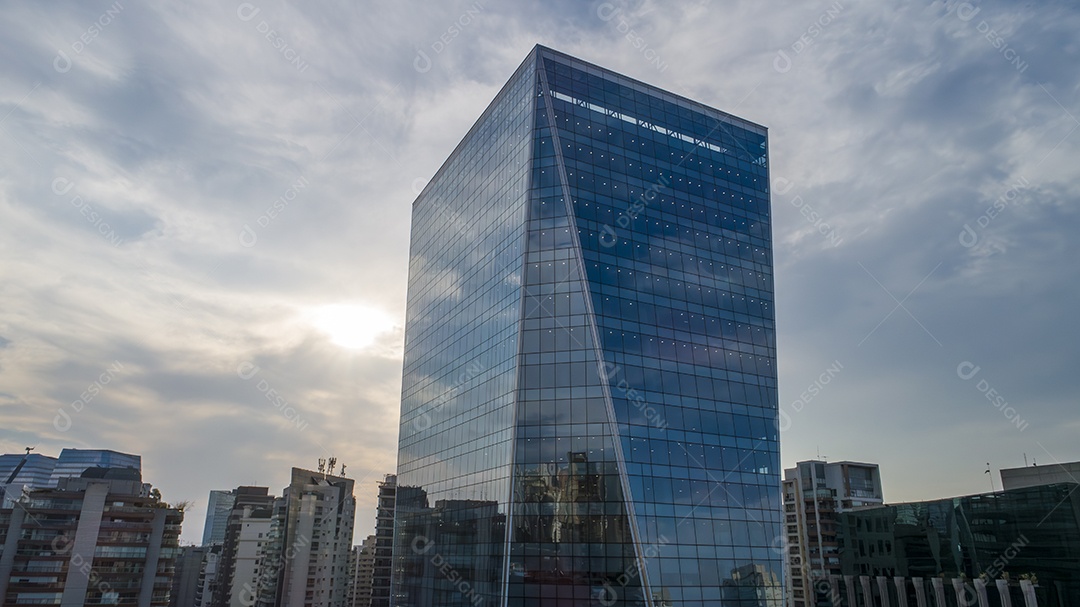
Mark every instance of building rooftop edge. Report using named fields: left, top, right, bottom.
left=412, top=43, right=768, bottom=208
left=786, top=459, right=881, bottom=468
left=533, top=44, right=768, bottom=132
left=849, top=481, right=1080, bottom=512
left=1000, top=461, right=1080, bottom=472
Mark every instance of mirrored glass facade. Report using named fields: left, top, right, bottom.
left=394, top=45, right=780, bottom=607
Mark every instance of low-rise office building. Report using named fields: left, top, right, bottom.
left=1000, top=460, right=1080, bottom=491
left=826, top=483, right=1080, bottom=606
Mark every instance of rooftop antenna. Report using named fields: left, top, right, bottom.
left=1024, top=453, right=1029, bottom=467
left=318, top=458, right=326, bottom=475
left=340, top=464, right=347, bottom=477
left=328, top=457, right=337, bottom=476
left=985, top=462, right=997, bottom=492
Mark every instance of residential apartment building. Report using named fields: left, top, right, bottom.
left=346, top=536, right=375, bottom=607
left=251, top=468, right=356, bottom=607
left=783, top=460, right=883, bottom=607
left=210, top=486, right=276, bottom=607
left=0, top=466, right=182, bottom=606
left=370, top=476, right=394, bottom=607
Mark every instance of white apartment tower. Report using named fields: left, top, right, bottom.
left=271, top=467, right=356, bottom=607
left=782, top=460, right=883, bottom=607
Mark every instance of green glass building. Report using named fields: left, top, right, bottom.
left=835, top=483, right=1080, bottom=606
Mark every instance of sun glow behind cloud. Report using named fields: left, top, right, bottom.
left=307, top=304, right=397, bottom=350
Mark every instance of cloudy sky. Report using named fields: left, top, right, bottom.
left=1, top=0, right=1077, bottom=545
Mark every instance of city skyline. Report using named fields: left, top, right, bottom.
left=1, top=0, right=1079, bottom=550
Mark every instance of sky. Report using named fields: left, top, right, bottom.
left=1, top=0, right=1078, bottom=546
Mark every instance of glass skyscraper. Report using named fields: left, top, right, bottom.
left=0, top=448, right=141, bottom=509
left=394, top=45, right=779, bottom=606
left=0, top=453, right=57, bottom=508
left=48, top=448, right=141, bottom=486
left=202, top=488, right=237, bottom=546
